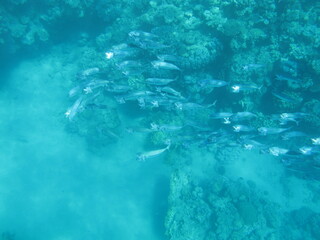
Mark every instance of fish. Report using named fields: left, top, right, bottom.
left=311, top=138, right=320, bottom=145
left=271, top=91, right=302, bottom=103
left=146, top=77, right=177, bottom=86
left=230, top=83, right=262, bottom=93
left=280, top=112, right=310, bottom=119
left=269, top=147, right=289, bottom=156
left=125, top=126, right=156, bottom=134
left=105, top=84, right=132, bottom=93
left=137, top=97, right=160, bottom=109
left=151, top=98, right=176, bottom=110
left=116, top=60, right=143, bottom=69
left=151, top=123, right=185, bottom=132
left=233, top=125, right=255, bottom=133
left=128, top=31, right=168, bottom=50
left=136, top=143, right=170, bottom=161
left=65, top=96, right=85, bottom=121
left=116, top=60, right=145, bottom=76
left=241, top=139, right=266, bottom=150
left=115, top=90, right=155, bottom=103
left=222, top=117, right=231, bottom=124
left=105, top=43, right=140, bottom=60
left=128, top=30, right=158, bottom=40
left=156, top=87, right=184, bottom=99
left=198, top=79, right=228, bottom=88
left=258, top=127, right=290, bottom=135
left=299, top=146, right=320, bottom=155
left=281, top=60, right=297, bottom=74
left=65, top=92, right=100, bottom=121
left=279, top=117, right=299, bottom=126
left=77, top=67, right=100, bottom=80
left=230, top=112, right=257, bottom=122
left=138, top=95, right=177, bottom=109
left=99, top=128, right=120, bottom=140
left=151, top=61, right=181, bottom=71
left=275, top=74, right=300, bottom=84
left=68, top=86, right=81, bottom=97
left=139, top=39, right=169, bottom=50
left=242, top=64, right=264, bottom=71
left=277, top=112, right=309, bottom=125
left=281, top=131, right=308, bottom=140
left=175, top=101, right=215, bottom=111
left=84, top=79, right=114, bottom=93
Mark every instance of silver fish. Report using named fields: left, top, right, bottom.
left=116, top=60, right=145, bottom=76
left=105, top=43, right=140, bottom=60
left=146, top=77, right=177, bottom=86
left=231, top=112, right=257, bottom=122
left=199, top=79, right=228, bottom=88
left=137, top=97, right=160, bottom=109
left=269, top=147, right=289, bottom=156
left=65, top=92, right=100, bottom=121
left=311, top=138, right=320, bottom=145
left=77, top=67, right=100, bottom=80
left=272, top=92, right=302, bottom=103
left=117, top=60, right=142, bottom=68
left=242, top=139, right=265, bottom=150
left=279, top=117, right=299, bottom=126
left=175, top=102, right=215, bottom=111
left=68, top=86, right=81, bottom=97
left=115, top=91, right=155, bottom=103
left=299, top=146, right=320, bottom=155
left=151, top=123, right=185, bottom=132
left=65, top=96, right=85, bottom=121
left=137, top=144, right=170, bottom=161
left=126, top=126, right=156, bottom=134
left=275, top=75, right=300, bottom=84
left=233, top=125, right=255, bottom=133
left=151, top=97, right=176, bottom=109
left=105, top=84, right=132, bottom=93
left=156, top=87, right=184, bottom=99
left=242, top=64, right=264, bottom=71
left=128, top=30, right=158, bottom=40
left=85, top=79, right=113, bottom=93
left=151, top=61, right=181, bottom=71
left=128, top=31, right=168, bottom=50
left=231, top=83, right=262, bottom=93
left=280, top=112, right=309, bottom=119
left=281, top=131, right=307, bottom=140
left=258, top=127, right=290, bottom=135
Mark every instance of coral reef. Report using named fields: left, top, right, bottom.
left=165, top=165, right=284, bottom=240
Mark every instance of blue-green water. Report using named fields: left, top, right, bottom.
left=1, top=1, right=320, bottom=240
left=0, top=53, right=169, bottom=239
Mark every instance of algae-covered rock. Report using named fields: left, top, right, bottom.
left=179, top=35, right=222, bottom=70
left=165, top=170, right=212, bottom=240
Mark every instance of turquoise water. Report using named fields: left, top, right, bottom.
left=0, top=51, right=169, bottom=239
left=1, top=1, right=320, bottom=240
